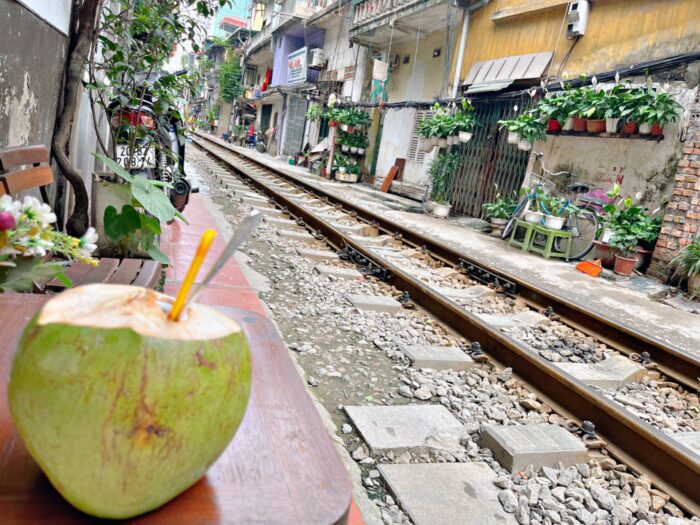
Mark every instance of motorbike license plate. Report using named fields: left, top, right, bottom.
left=116, top=145, right=156, bottom=169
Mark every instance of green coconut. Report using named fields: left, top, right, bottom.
left=9, top=284, right=251, bottom=519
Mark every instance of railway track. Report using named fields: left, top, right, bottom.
left=191, top=133, right=699, bottom=516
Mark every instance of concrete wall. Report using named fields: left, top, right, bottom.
left=455, top=0, right=700, bottom=84
left=374, top=107, right=433, bottom=185
left=528, top=80, right=698, bottom=210
left=0, top=0, right=68, bottom=150
left=386, top=30, right=448, bottom=103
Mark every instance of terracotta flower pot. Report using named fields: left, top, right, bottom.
left=689, top=274, right=700, bottom=297
left=651, top=123, right=664, bottom=136
left=573, top=117, right=587, bottom=132
left=329, top=121, right=337, bottom=128
left=622, top=121, right=638, bottom=134
left=586, top=119, right=605, bottom=133
left=613, top=253, right=636, bottom=276
left=547, top=119, right=561, bottom=132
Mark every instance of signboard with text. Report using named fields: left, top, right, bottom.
left=287, top=47, right=308, bottom=84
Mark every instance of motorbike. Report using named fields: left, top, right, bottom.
left=255, top=130, right=267, bottom=153
left=107, top=69, right=196, bottom=213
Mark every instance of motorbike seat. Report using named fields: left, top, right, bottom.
left=567, top=182, right=590, bottom=194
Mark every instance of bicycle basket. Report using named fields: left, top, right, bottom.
left=527, top=172, right=556, bottom=193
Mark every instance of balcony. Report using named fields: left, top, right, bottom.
left=350, top=0, right=456, bottom=46
left=244, top=22, right=273, bottom=62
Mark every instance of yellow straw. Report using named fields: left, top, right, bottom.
left=169, top=228, right=217, bottom=321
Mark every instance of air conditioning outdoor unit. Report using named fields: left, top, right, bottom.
left=566, top=0, right=589, bottom=38
left=309, top=48, right=326, bottom=70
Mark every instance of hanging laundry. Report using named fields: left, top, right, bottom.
left=373, top=59, right=388, bottom=82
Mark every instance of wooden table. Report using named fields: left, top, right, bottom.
left=0, top=294, right=351, bottom=524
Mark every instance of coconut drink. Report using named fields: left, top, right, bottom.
left=9, top=284, right=252, bottom=519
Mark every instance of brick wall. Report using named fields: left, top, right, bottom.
left=648, top=93, right=700, bottom=279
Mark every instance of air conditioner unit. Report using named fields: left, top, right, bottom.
left=309, top=48, right=326, bottom=70
left=566, top=0, right=589, bottom=38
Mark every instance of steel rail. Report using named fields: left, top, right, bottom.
left=192, top=136, right=700, bottom=515
left=194, top=132, right=700, bottom=390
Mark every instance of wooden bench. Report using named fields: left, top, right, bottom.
left=0, top=145, right=161, bottom=290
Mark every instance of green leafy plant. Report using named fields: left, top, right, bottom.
left=219, top=52, right=243, bottom=103
left=638, top=89, right=682, bottom=126
left=483, top=196, right=516, bottom=220
left=306, top=103, right=325, bottom=122
left=517, top=110, right=546, bottom=143
left=603, top=194, right=659, bottom=256
left=671, top=240, right=700, bottom=295
left=429, top=152, right=460, bottom=204
left=98, top=155, right=185, bottom=264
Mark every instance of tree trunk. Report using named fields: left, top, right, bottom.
left=51, top=0, right=101, bottom=237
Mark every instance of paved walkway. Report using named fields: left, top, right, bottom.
left=207, top=135, right=700, bottom=358
left=161, top=183, right=365, bottom=525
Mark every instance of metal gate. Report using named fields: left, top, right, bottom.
left=283, top=95, right=308, bottom=156
left=448, top=99, right=532, bottom=217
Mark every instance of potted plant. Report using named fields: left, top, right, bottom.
left=618, top=86, right=650, bottom=134
left=418, top=119, right=435, bottom=151
left=456, top=99, right=476, bottom=142
left=483, top=195, right=516, bottom=237
left=538, top=92, right=573, bottom=132
left=603, top=194, right=659, bottom=274
left=498, top=118, right=521, bottom=144
left=428, top=151, right=459, bottom=218
left=539, top=195, right=577, bottom=230
left=326, top=107, right=341, bottom=128
left=306, top=103, right=325, bottom=122
left=568, top=86, right=589, bottom=132
left=608, top=228, right=638, bottom=276
left=581, top=88, right=607, bottom=133
left=671, top=239, right=700, bottom=297
left=603, top=84, right=624, bottom=133
left=638, top=89, right=682, bottom=137
left=334, top=152, right=348, bottom=174
left=516, top=110, right=546, bottom=151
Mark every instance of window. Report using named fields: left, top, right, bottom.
left=407, top=110, right=433, bottom=163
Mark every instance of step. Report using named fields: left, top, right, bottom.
left=315, top=265, right=363, bottom=281
left=297, top=248, right=340, bottom=262
left=479, top=423, right=587, bottom=473
left=344, top=404, right=464, bottom=455
left=399, top=344, right=475, bottom=371
left=379, top=463, right=517, bottom=525
left=346, top=294, right=402, bottom=313
left=553, top=355, right=646, bottom=388
left=277, top=230, right=319, bottom=245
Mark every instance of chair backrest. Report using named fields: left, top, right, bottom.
left=0, top=145, right=54, bottom=198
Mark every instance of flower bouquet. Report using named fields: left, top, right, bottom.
left=0, top=195, right=98, bottom=292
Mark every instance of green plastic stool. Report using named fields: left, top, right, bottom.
left=508, top=220, right=537, bottom=251
left=528, top=224, right=573, bottom=261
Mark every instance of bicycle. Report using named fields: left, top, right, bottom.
left=501, top=153, right=604, bottom=260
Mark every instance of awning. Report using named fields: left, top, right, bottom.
left=463, top=51, right=553, bottom=92
left=466, top=79, right=514, bottom=94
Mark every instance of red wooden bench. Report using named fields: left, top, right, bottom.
left=0, top=145, right=161, bottom=290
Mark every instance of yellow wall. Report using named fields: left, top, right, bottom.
left=454, top=0, right=700, bottom=84
left=388, top=31, right=450, bottom=102
left=251, top=2, right=264, bottom=31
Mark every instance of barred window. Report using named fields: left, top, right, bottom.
left=407, top=110, right=433, bottom=163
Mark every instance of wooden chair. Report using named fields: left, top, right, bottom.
left=0, top=145, right=162, bottom=290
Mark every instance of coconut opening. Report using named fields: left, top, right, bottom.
left=38, top=284, right=242, bottom=341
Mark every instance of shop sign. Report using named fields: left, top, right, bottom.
left=287, top=47, right=308, bottom=84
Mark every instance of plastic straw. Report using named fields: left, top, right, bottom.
left=169, top=228, right=217, bottom=321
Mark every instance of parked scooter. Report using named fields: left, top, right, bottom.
left=255, top=130, right=267, bottom=153
left=107, top=69, right=196, bottom=213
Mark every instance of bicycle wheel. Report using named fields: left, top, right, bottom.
left=501, top=198, right=529, bottom=240
left=556, top=207, right=600, bottom=260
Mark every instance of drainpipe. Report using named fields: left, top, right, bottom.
left=451, top=0, right=489, bottom=99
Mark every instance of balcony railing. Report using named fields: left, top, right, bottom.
left=352, top=0, right=432, bottom=27
left=245, top=22, right=272, bottom=54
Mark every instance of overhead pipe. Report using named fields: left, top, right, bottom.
left=451, top=0, right=489, bottom=98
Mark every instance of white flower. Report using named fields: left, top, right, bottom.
left=21, top=196, right=56, bottom=226
left=0, top=195, right=21, bottom=220
left=78, top=227, right=98, bottom=258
